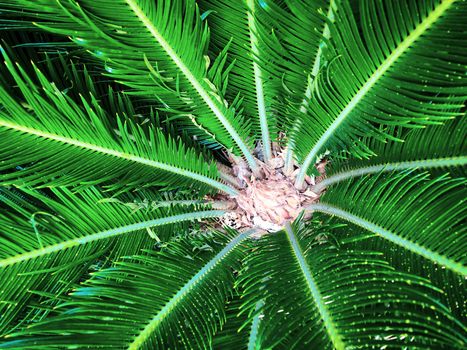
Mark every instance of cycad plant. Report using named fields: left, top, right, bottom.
left=0, top=0, right=466, bottom=348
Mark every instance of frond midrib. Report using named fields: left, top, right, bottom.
left=124, top=0, right=258, bottom=171
left=127, top=229, right=255, bottom=350
left=284, top=222, right=345, bottom=350
left=307, top=203, right=466, bottom=275
left=295, top=0, right=456, bottom=186
left=284, top=0, right=335, bottom=172
left=315, top=156, right=467, bottom=191
left=0, top=210, right=226, bottom=267
left=246, top=0, right=271, bottom=162
left=300, top=0, right=335, bottom=105
left=0, top=119, right=236, bottom=195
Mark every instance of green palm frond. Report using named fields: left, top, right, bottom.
left=0, top=186, right=224, bottom=336
left=0, top=0, right=258, bottom=168
left=316, top=116, right=467, bottom=191
left=96, top=188, right=223, bottom=256
left=242, top=0, right=335, bottom=170
left=236, top=219, right=466, bottom=349
left=38, top=53, right=148, bottom=123
left=309, top=172, right=466, bottom=275
left=260, top=0, right=332, bottom=106
left=0, top=50, right=235, bottom=194
left=0, top=230, right=254, bottom=349
left=339, top=222, right=467, bottom=324
left=199, top=0, right=283, bottom=161
left=311, top=168, right=467, bottom=326
left=294, top=0, right=466, bottom=186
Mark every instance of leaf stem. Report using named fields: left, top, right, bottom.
left=0, top=210, right=226, bottom=268
left=284, top=1, right=335, bottom=174
left=125, top=0, right=259, bottom=172
left=217, top=162, right=239, bottom=188
left=295, top=0, right=455, bottom=188
left=128, top=229, right=256, bottom=349
left=284, top=222, right=345, bottom=350
left=313, top=156, right=467, bottom=192
left=306, top=203, right=466, bottom=275
left=0, top=119, right=238, bottom=195
left=247, top=299, right=264, bottom=350
left=246, top=0, right=272, bottom=162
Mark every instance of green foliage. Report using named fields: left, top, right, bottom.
left=0, top=230, right=250, bottom=349
left=311, top=172, right=466, bottom=275
left=0, top=0, right=255, bottom=156
left=317, top=117, right=467, bottom=191
left=293, top=0, right=466, bottom=184
left=0, top=48, right=232, bottom=194
left=237, top=219, right=465, bottom=349
left=0, top=186, right=224, bottom=336
left=0, top=0, right=465, bottom=349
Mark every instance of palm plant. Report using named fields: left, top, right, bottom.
left=0, top=0, right=466, bottom=348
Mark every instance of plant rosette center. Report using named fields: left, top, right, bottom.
left=214, top=148, right=325, bottom=237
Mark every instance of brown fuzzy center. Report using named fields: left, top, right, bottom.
left=235, top=172, right=302, bottom=231
left=213, top=148, right=325, bottom=238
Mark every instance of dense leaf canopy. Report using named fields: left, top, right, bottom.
left=0, top=0, right=465, bottom=349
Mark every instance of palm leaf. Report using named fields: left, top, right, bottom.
left=264, top=0, right=333, bottom=106
left=310, top=168, right=467, bottom=322
left=0, top=0, right=259, bottom=168
left=199, top=0, right=285, bottom=161
left=316, top=116, right=467, bottom=191
left=0, top=50, right=235, bottom=194
left=96, top=189, right=221, bottom=256
left=308, top=171, right=466, bottom=275
left=0, top=229, right=254, bottom=349
left=294, top=0, right=466, bottom=186
left=213, top=297, right=265, bottom=350
left=0, top=186, right=224, bottom=336
left=245, top=0, right=335, bottom=171
left=0, top=1, right=465, bottom=348
left=237, top=218, right=466, bottom=349
left=338, top=222, right=467, bottom=324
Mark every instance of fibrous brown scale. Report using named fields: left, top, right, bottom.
left=213, top=146, right=326, bottom=238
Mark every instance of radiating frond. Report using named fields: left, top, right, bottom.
left=263, top=0, right=333, bottom=106
left=337, top=222, right=467, bottom=324
left=0, top=49, right=235, bottom=194
left=0, top=186, right=224, bottom=336
left=244, top=0, right=335, bottom=170
left=0, top=230, right=253, bottom=349
left=309, top=171, right=466, bottom=275
left=199, top=0, right=286, bottom=161
left=294, top=0, right=466, bottom=186
left=316, top=116, right=467, bottom=191
left=237, top=219, right=466, bottom=349
left=0, top=0, right=258, bottom=168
